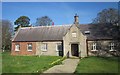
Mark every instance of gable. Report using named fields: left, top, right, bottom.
left=63, top=24, right=84, bottom=42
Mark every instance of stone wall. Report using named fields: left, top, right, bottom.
left=36, top=41, right=62, bottom=56
left=63, top=24, right=87, bottom=57
left=87, top=40, right=119, bottom=57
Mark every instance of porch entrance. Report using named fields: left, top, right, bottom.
left=71, top=44, right=79, bottom=57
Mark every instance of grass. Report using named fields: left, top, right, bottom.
left=0, top=51, right=2, bottom=74
left=2, top=52, right=62, bottom=73
left=75, top=56, right=119, bottom=74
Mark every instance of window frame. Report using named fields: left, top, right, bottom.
left=84, top=31, right=90, bottom=34
left=27, top=43, right=32, bottom=51
left=56, top=43, right=62, bottom=51
left=41, top=43, right=47, bottom=51
left=72, top=32, right=77, bottom=38
left=15, top=44, right=20, bottom=51
left=109, top=43, right=116, bottom=51
left=91, top=43, right=97, bottom=51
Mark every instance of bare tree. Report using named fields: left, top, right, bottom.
left=92, top=8, right=118, bottom=24
left=35, top=16, right=52, bottom=26
left=2, top=20, right=13, bottom=51
left=92, top=8, right=119, bottom=39
left=91, top=8, right=120, bottom=56
left=0, top=20, right=2, bottom=51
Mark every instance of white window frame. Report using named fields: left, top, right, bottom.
left=41, top=43, right=47, bottom=51
left=15, top=44, right=20, bottom=51
left=72, top=32, right=77, bottom=37
left=27, top=43, right=32, bottom=51
left=91, top=43, right=97, bottom=51
left=109, top=43, right=116, bottom=51
left=56, top=43, right=62, bottom=51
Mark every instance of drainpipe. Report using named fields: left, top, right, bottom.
left=86, top=40, right=89, bottom=57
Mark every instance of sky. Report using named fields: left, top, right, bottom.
left=2, top=2, right=118, bottom=25
left=2, top=0, right=120, bottom=2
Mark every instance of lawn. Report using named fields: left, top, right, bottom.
left=2, top=52, right=62, bottom=73
left=75, top=56, right=119, bottom=73
left=0, top=52, right=2, bottom=74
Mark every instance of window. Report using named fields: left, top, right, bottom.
left=91, top=43, right=97, bottom=51
left=56, top=43, right=62, bottom=51
left=15, top=44, right=20, bottom=51
left=72, top=32, right=76, bottom=37
left=84, top=31, right=90, bottom=34
left=27, top=43, right=32, bottom=51
left=109, top=43, right=116, bottom=51
left=41, top=43, right=47, bottom=51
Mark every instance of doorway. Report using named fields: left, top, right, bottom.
left=71, top=44, right=79, bottom=57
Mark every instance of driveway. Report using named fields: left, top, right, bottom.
left=42, top=58, right=79, bottom=74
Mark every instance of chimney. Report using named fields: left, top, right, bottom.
left=74, top=14, right=79, bottom=24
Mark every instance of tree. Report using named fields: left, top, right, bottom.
left=0, top=20, right=2, bottom=51
left=35, top=16, right=52, bottom=26
left=14, top=16, right=30, bottom=31
left=92, top=8, right=118, bottom=24
left=2, top=20, right=13, bottom=51
left=91, top=8, right=119, bottom=37
left=91, top=8, right=120, bottom=56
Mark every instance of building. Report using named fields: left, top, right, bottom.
left=11, top=15, right=119, bottom=57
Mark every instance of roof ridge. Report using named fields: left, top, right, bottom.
left=21, top=24, right=72, bottom=29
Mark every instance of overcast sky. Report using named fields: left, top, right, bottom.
left=2, top=2, right=118, bottom=25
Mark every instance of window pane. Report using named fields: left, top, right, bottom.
left=72, top=33, right=76, bottom=37
left=41, top=43, right=47, bottom=51
left=91, top=43, right=97, bottom=50
left=15, top=44, right=20, bottom=51
left=110, top=43, right=114, bottom=50
left=56, top=43, right=62, bottom=51
left=28, top=43, right=32, bottom=50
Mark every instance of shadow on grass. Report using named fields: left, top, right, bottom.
left=2, top=73, right=119, bottom=75
left=75, top=73, right=119, bottom=75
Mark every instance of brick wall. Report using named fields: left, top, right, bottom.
left=11, top=42, right=36, bottom=55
